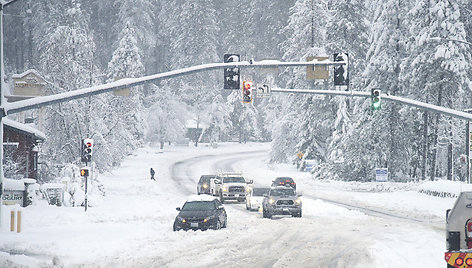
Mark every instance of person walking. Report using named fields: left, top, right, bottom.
left=150, top=168, right=156, bottom=181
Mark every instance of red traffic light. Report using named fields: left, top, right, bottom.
left=242, top=81, right=253, bottom=103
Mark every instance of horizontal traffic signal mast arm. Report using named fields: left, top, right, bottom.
left=272, top=88, right=472, bottom=122
left=4, top=59, right=345, bottom=115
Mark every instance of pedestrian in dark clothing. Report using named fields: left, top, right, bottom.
left=150, top=168, right=156, bottom=181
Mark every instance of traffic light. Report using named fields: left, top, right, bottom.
left=242, top=80, right=253, bottom=103
left=81, top=138, right=93, bottom=163
left=80, top=167, right=89, bottom=177
left=333, top=53, right=349, bottom=86
left=371, top=88, right=381, bottom=110
left=223, top=54, right=240, bottom=90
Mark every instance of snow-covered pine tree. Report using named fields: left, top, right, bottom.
left=322, top=0, right=369, bottom=179
left=362, top=0, right=409, bottom=180
left=401, top=0, right=471, bottom=180
left=36, top=1, right=98, bottom=173
left=105, top=20, right=146, bottom=165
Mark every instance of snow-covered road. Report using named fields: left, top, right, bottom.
left=0, top=142, right=453, bottom=267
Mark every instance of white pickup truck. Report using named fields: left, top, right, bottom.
left=209, top=172, right=253, bottom=203
left=445, top=191, right=472, bottom=268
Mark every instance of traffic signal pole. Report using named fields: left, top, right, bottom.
left=0, top=0, right=20, bottom=231
left=4, top=59, right=346, bottom=115
left=271, top=88, right=472, bottom=122
left=1, top=57, right=472, bottom=227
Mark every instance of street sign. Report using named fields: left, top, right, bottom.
left=375, top=168, right=388, bottom=182
left=306, top=56, right=329, bottom=80
left=256, top=83, right=271, bottom=98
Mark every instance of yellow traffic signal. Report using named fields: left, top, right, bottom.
left=80, top=168, right=89, bottom=177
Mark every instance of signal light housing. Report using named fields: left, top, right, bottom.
left=80, top=167, right=89, bottom=177
left=371, top=88, right=381, bottom=111
left=242, top=81, right=253, bottom=103
left=81, top=138, right=94, bottom=163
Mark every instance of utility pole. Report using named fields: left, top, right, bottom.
left=0, top=0, right=21, bottom=231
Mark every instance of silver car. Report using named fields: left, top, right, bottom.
left=262, top=186, right=302, bottom=219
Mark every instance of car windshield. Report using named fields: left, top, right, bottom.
left=270, top=188, right=295, bottom=196
left=199, top=178, right=210, bottom=183
left=182, top=201, right=215, bottom=211
left=223, top=177, right=245, bottom=183
left=253, top=188, right=270, bottom=196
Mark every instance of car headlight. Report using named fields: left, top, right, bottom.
left=245, top=187, right=251, bottom=192
left=203, top=184, right=208, bottom=189
left=222, top=187, right=228, bottom=192
left=269, top=198, right=275, bottom=205
left=295, top=198, right=302, bottom=205
left=204, top=215, right=217, bottom=223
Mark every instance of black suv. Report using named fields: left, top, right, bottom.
left=173, top=195, right=227, bottom=231
left=271, top=177, right=296, bottom=189
left=197, top=175, right=215, bottom=195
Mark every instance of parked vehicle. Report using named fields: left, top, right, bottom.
left=246, top=187, right=270, bottom=211
left=197, top=175, right=216, bottom=195
left=262, top=186, right=302, bottom=219
left=271, top=177, right=296, bottom=190
left=212, top=172, right=253, bottom=203
left=173, top=194, right=227, bottom=231
left=444, top=191, right=472, bottom=267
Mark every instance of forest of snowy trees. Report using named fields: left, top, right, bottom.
left=2, top=0, right=472, bottom=182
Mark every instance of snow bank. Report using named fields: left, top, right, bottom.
left=417, top=179, right=472, bottom=198
left=3, top=179, right=25, bottom=191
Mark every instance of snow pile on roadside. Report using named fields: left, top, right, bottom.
left=418, top=179, right=472, bottom=198
left=311, top=179, right=419, bottom=192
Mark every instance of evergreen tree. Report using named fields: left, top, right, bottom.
left=106, top=21, right=146, bottom=163
left=36, top=0, right=98, bottom=170
left=401, top=0, right=471, bottom=180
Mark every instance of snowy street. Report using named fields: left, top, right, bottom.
left=0, top=143, right=455, bottom=267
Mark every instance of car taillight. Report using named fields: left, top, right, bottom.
left=292, top=182, right=296, bottom=185
left=466, top=220, right=472, bottom=249
left=279, top=182, right=283, bottom=184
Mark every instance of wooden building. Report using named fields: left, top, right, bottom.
left=3, top=118, right=46, bottom=180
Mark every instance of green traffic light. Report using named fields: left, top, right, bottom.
left=372, top=100, right=381, bottom=110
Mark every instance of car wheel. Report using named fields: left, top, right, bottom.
left=173, top=222, right=178, bottom=231
left=223, top=217, right=227, bottom=228
left=246, top=202, right=250, bottom=210
left=294, top=210, right=302, bottom=218
left=219, top=192, right=225, bottom=204
left=213, top=220, right=221, bottom=230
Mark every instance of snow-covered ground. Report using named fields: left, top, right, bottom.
left=0, top=142, right=464, bottom=267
